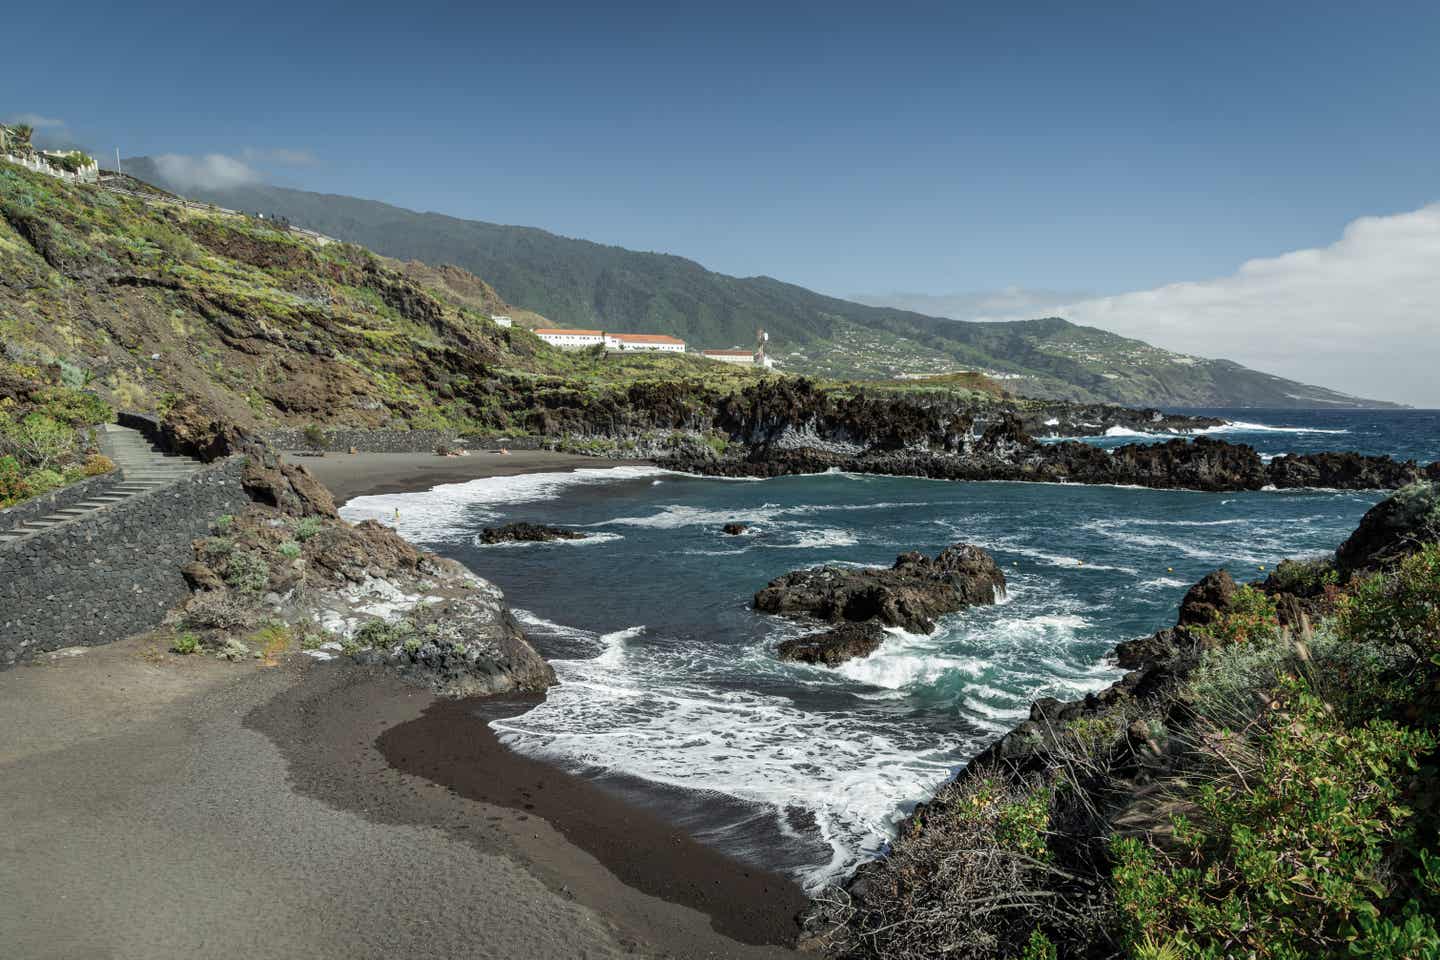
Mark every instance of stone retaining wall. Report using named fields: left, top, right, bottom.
left=0, top=471, right=122, bottom=533
left=264, top=428, right=463, bottom=454
left=0, top=457, right=249, bottom=667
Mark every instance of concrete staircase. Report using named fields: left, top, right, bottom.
left=0, top=424, right=207, bottom=544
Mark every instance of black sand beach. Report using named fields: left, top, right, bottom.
left=0, top=452, right=805, bottom=960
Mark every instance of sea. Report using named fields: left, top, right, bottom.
left=341, top=408, right=1440, bottom=890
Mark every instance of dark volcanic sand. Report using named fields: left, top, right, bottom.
left=290, top=449, right=653, bottom=504
left=376, top=697, right=811, bottom=949
left=248, top=664, right=805, bottom=956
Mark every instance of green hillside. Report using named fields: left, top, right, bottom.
left=120, top=158, right=1399, bottom=409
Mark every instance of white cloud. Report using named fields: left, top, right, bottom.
left=866, top=204, right=1440, bottom=407
left=149, top=147, right=319, bottom=191
left=6, top=112, right=67, bottom=129
left=151, top=153, right=263, bottom=190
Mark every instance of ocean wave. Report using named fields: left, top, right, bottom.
left=1137, top=576, right=1191, bottom=590
left=493, top=615, right=980, bottom=890
left=339, top=465, right=670, bottom=540
left=473, top=531, right=624, bottom=548
left=762, top=528, right=860, bottom=550
left=1081, top=421, right=1352, bottom=441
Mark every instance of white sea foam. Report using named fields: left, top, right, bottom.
left=474, top=531, right=625, bottom=548
left=1200, top=421, right=1349, bottom=435
left=340, top=465, right=670, bottom=541
left=764, top=528, right=860, bottom=550
left=1085, top=421, right=1351, bottom=441
left=494, top=613, right=977, bottom=889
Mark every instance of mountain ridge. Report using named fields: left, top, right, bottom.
left=118, top=158, right=1401, bottom=409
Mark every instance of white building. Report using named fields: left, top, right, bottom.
left=490, top=314, right=513, bottom=328
left=608, top=333, right=686, bottom=353
left=535, top=328, right=606, bottom=349
left=701, top=349, right=758, bottom=365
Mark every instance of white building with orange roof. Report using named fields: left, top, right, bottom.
left=534, top=328, right=606, bottom=349
left=606, top=332, right=687, bottom=353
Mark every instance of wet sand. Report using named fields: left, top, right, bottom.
left=290, top=449, right=654, bottom=505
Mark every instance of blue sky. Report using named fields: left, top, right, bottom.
left=8, top=1, right=1440, bottom=402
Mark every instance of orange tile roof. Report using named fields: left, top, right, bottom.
left=611, top=333, right=686, bottom=344
left=535, top=328, right=604, bottom=336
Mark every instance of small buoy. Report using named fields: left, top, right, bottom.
left=1167, top=567, right=1174, bottom=573
left=1259, top=565, right=1266, bottom=571
left=1077, top=560, right=1084, bottom=566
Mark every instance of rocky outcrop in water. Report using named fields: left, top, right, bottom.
left=775, top=621, right=887, bottom=666
left=756, top=544, right=1006, bottom=635
left=722, top=522, right=749, bottom=535
left=478, top=522, right=587, bottom=544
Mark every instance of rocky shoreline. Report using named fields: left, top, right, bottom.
left=803, top=480, right=1440, bottom=956
left=471, top=378, right=1430, bottom=494
left=664, top=420, right=1434, bottom=494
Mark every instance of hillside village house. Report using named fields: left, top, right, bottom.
left=535, top=329, right=688, bottom=352
left=608, top=333, right=686, bottom=353
left=701, top=349, right=756, bottom=365
left=490, top=314, right=513, bottom=328
left=701, top=349, right=774, bottom=368
left=535, top=328, right=606, bottom=349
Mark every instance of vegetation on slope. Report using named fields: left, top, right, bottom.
left=820, top=482, right=1440, bottom=959
left=0, top=353, right=113, bottom=507
left=0, top=159, right=1024, bottom=462
left=118, top=159, right=1398, bottom=409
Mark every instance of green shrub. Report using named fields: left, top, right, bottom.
left=1336, top=543, right=1440, bottom=657
left=352, top=618, right=416, bottom=650
left=1192, top=584, right=1279, bottom=648
left=278, top=540, right=301, bottom=559
left=300, top=631, right=331, bottom=651
left=24, top=468, right=65, bottom=495
left=171, top=633, right=200, bottom=655
left=294, top=516, right=324, bottom=541
left=0, top=412, right=75, bottom=470
left=81, top=453, right=115, bottom=476
left=1019, top=929, right=1058, bottom=960
left=214, top=514, right=234, bottom=533
left=33, top=385, right=111, bottom=427
left=223, top=549, right=270, bottom=594
left=0, top=455, right=29, bottom=506
left=1111, top=679, right=1438, bottom=959
left=1267, top=556, right=1339, bottom=595
left=302, top=424, right=327, bottom=451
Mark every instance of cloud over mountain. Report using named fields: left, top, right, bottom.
left=866, top=204, right=1440, bottom=407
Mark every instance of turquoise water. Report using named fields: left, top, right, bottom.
left=341, top=410, right=1432, bottom=887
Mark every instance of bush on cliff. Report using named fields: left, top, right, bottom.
left=823, top=487, right=1440, bottom=960
left=1112, top=678, right=1438, bottom=959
